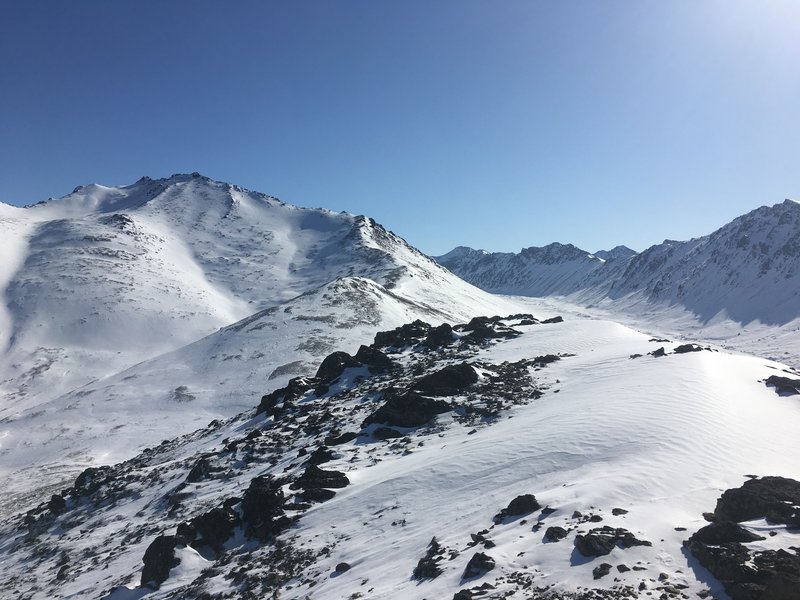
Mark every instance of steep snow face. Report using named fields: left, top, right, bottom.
left=3, top=314, right=799, bottom=600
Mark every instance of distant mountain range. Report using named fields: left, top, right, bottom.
left=436, top=199, right=800, bottom=327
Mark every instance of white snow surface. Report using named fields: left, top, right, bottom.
left=1, top=316, right=798, bottom=599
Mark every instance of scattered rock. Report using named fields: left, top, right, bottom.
left=574, top=526, right=652, bottom=557
left=373, top=320, right=431, bottom=349
left=141, top=535, right=184, bottom=589
left=354, top=345, right=395, bottom=372
left=373, top=426, right=403, bottom=440
left=673, top=343, right=704, bottom=354
left=650, top=347, right=667, bottom=358
left=412, top=363, right=478, bottom=396
left=541, top=316, right=564, bottom=324
left=544, top=526, right=568, bottom=542
left=324, top=431, right=358, bottom=446
left=315, top=351, right=361, bottom=383
left=592, top=563, right=613, bottom=579
left=462, top=552, right=495, bottom=580
left=493, top=494, right=541, bottom=523
left=423, top=323, right=455, bottom=349
left=532, top=354, right=560, bottom=366
left=362, top=390, right=451, bottom=428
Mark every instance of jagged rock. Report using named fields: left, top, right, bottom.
left=544, top=526, right=568, bottom=542
left=691, top=521, right=766, bottom=544
left=292, top=464, right=350, bottom=489
left=765, top=375, right=800, bottom=396
left=373, top=426, right=403, bottom=440
left=324, top=431, right=358, bottom=446
left=186, top=456, right=215, bottom=483
left=650, top=347, right=667, bottom=358
left=574, top=526, right=652, bottom=557
left=493, top=494, right=541, bottom=523
left=674, top=343, right=704, bottom=354
left=354, top=345, right=395, bottom=372
left=593, top=563, right=613, bottom=579
left=188, top=507, right=240, bottom=552
left=412, top=537, right=444, bottom=580
left=423, top=323, right=455, bottom=349
left=541, top=316, right=564, bottom=324
left=241, top=476, right=289, bottom=540
left=47, top=494, right=66, bottom=515
left=714, top=476, right=800, bottom=525
left=72, top=465, right=114, bottom=497
left=141, top=535, right=184, bottom=589
left=257, top=376, right=317, bottom=415
left=412, top=363, right=478, bottom=396
left=453, top=591, right=473, bottom=600
left=373, top=320, right=431, bottom=348
left=532, top=354, right=560, bottom=366
left=306, top=445, right=335, bottom=465
left=462, top=552, right=495, bottom=580
left=458, top=317, right=521, bottom=343
left=315, top=351, right=361, bottom=382
left=362, top=390, right=451, bottom=428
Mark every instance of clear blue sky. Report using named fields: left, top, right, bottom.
left=1, top=1, right=798, bottom=255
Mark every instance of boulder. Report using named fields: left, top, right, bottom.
left=462, top=552, right=495, bottom=580
left=691, top=521, right=766, bottom=544
left=373, top=320, right=431, bottom=349
left=674, top=343, right=704, bottom=354
left=541, top=316, right=564, bottom=324
left=412, top=363, right=478, bottom=396
left=362, top=391, right=451, bottom=428
left=241, top=476, right=287, bottom=540
left=493, top=494, right=541, bottom=523
left=544, top=526, right=568, bottom=542
left=354, top=345, right=395, bottom=372
left=714, top=476, right=800, bottom=525
left=141, top=535, right=184, bottom=589
left=423, top=323, right=455, bottom=349
left=593, top=563, right=613, bottom=579
left=765, top=375, right=800, bottom=396
left=315, top=351, right=361, bottom=383
left=574, top=526, right=652, bottom=557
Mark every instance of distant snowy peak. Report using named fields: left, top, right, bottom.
left=439, top=199, right=800, bottom=325
left=593, top=245, right=637, bottom=261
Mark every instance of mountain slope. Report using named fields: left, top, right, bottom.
left=2, top=314, right=798, bottom=600
left=436, top=200, right=800, bottom=365
left=0, top=173, right=522, bottom=513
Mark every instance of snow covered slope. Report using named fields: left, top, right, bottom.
left=436, top=200, right=800, bottom=366
left=0, top=173, right=521, bottom=514
left=3, top=314, right=799, bottom=600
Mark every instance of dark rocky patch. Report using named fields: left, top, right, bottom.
left=532, top=354, right=560, bottom=367
left=574, top=526, right=652, bottom=557
left=373, top=320, right=431, bottom=349
left=373, top=426, right=403, bottom=440
left=650, top=347, right=667, bottom=358
left=493, top=494, right=541, bottom=523
left=47, top=494, right=66, bottom=515
left=673, top=343, right=705, bottom=354
left=354, top=344, right=395, bottom=372
left=241, top=475, right=291, bottom=541
left=141, top=534, right=184, bottom=589
left=412, top=363, right=478, bottom=396
left=544, top=526, right=568, bottom=542
left=334, top=562, right=351, bottom=573
left=714, top=476, right=800, bottom=526
left=183, top=506, right=240, bottom=553
left=362, top=390, right=451, bottom=428
left=423, top=323, right=455, bottom=349
left=691, top=521, right=766, bottom=544
left=462, top=552, right=495, bottom=580
left=592, top=562, right=613, bottom=579
left=256, top=376, right=317, bottom=415
left=765, top=375, right=800, bottom=396
left=412, top=537, right=445, bottom=580
left=315, top=351, right=361, bottom=382
left=541, top=316, right=564, bottom=324
left=324, top=431, right=358, bottom=446
left=611, top=508, right=628, bottom=516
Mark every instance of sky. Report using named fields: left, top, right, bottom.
left=1, top=1, right=799, bottom=255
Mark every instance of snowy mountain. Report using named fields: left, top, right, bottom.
left=0, top=173, right=520, bottom=512
left=2, top=314, right=799, bottom=600
left=593, top=245, right=637, bottom=262
left=436, top=200, right=800, bottom=365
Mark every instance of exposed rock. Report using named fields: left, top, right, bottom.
left=292, top=464, right=350, bottom=490
left=186, top=506, right=240, bottom=552
left=141, top=535, right=184, bottom=589
left=362, top=390, right=451, bottom=428
left=354, top=345, right=395, bottom=372
left=241, top=476, right=289, bottom=540
left=611, top=508, right=628, bottom=516
left=691, top=521, right=766, bottom=544
left=574, top=526, right=652, bottom=557
left=412, top=537, right=445, bottom=580
left=544, top=526, right=568, bottom=542
left=592, top=563, right=613, bottom=579
left=324, top=431, right=358, bottom=446
left=412, top=363, right=478, bottom=396
left=373, top=320, right=431, bottom=349
left=373, top=426, right=403, bottom=440
left=257, top=376, right=317, bottom=415
left=186, top=456, right=216, bottom=483
left=315, top=351, right=361, bottom=383
left=650, top=347, right=667, bottom=358
left=306, top=445, right=335, bottom=465
left=541, top=316, right=564, bottom=324
left=462, top=552, right=495, bottom=580
left=493, top=494, right=541, bottom=523
left=47, top=494, right=66, bottom=515
left=674, top=343, right=704, bottom=354
left=765, top=375, right=800, bottom=396
left=714, top=476, right=800, bottom=525
left=532, top=354, right=560, bottom=366
left=424, top=323, right=455, bottom=349
left=334, top=562, right=351, bottom=573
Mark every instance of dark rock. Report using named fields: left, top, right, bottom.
left=257, top=376, right=317, bottom=415
left=459, top=317, right=521, bottom=343
left=72, top=466, right=114, bottom=497
left=362, top=390, right=451, bottom=428
left=453, top=591, right=473, bottom=600
left=423, top=323, right=455, bottom=349
left=241, top=476, right=288, bottom=540
left=291, top=464, right=350, bottom=490
left=186, top=457, right=215, bottom=483
left=493, top=494, right=541, bottom=523
left=544, top=526, right=568, bottom=542
left=532, top=354, right=560, bottom=366
left=47, top=494, right=66, bottom=515
left=612, top=508, right=628, bottom=516
left=190, top=507, right=240, bottom=552
left=650, top=347, right=667, bottom=357
left=765, top=375, right=800, bottom=396
left=541, top=316, right=564, bottom=324
left=373, top=427, right=403, bottom=440
left=412, top=363, right=478, bottom=396
left=298, top=488, right=337, bottom=502
left=373, top=320, right=431, bottom=349
left=692, top=521, right=766, bottom=544
left=674, top=343, right=704, bottom=354
left=324, top=431, right=358, bottom=446
left=617, top=564, right=631, bottom=572
left=574, top=526, right=652, bottom=557
left=462, top=552, right=495, bottom=580
left=315, top=351, right=361, bottom=383
left=334, top=562, right=351, bottom=573
left=413, top=537, right=444, bottom=580
left=593, top=563, right=613, bottom=579
left=354, top=345, right=395, bottom=372
left=141, top=535, right=184, bottom=589
left=714, top=476, right=800, bottom=525
left=306, top=445, right=335, bottom=466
